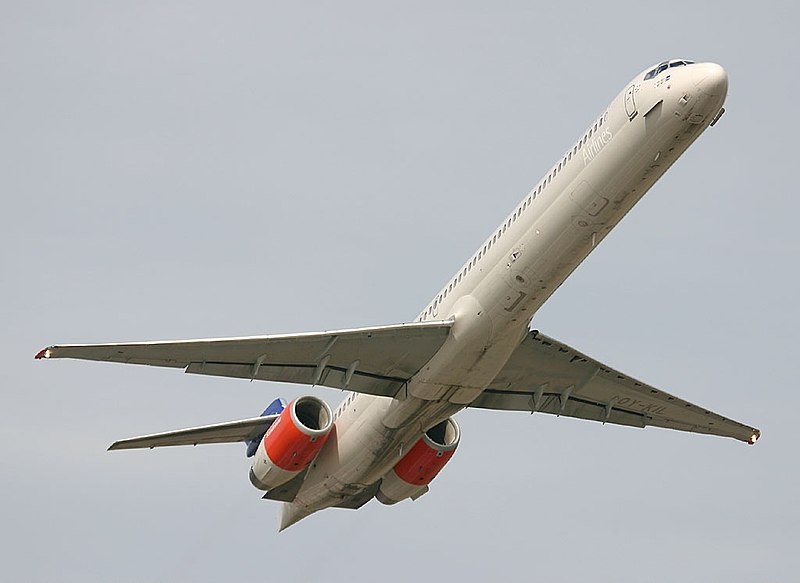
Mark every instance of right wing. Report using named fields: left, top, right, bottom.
left=471, top=330, right=760, bottom=444
left=37, top=320, right=454, bottom=399
left=108, top=415, right=279, bottom=450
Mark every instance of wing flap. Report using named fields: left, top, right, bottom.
left=185, top=362, right=407, bottom=398
left=108, top=415, right=278, bottom=450
left=472, top=330, right=760, bottom=444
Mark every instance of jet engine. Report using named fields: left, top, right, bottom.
left=249, top=396, right=333, bottom=491
left=377, top=417, right=460, bottom=505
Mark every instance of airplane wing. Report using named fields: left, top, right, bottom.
left=108, top=415, right=279, bottom=450
left=471, top=330, right=760, bottom=444
left=36, top=320, right=454, bottom=399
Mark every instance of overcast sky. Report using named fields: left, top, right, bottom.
left=3, top=2, right=798, bottom=581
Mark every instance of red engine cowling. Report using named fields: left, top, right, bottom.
left=249, top=396, right=333, bottom=491
left=377, top=417, right=460, bottom=505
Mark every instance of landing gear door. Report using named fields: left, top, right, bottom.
left=624, top=84, right=637, bottom=120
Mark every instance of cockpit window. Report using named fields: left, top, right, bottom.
left=644, top=62, right=666, bottom=81
left=643, top=59, right=695, bottom=80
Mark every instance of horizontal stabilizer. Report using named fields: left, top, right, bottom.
left=108, top=414, right=279, bottom=451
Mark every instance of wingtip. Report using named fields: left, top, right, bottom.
left=747, top=429, right=761, bottom=445
left=34, top=347, right=53, bottom=360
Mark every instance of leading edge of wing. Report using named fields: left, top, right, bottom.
left=34, top=319, right=455, bottom=367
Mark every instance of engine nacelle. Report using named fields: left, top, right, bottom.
left=249, top=396, right=333, bottom=491
left=377, top=417, right=460, bottom=505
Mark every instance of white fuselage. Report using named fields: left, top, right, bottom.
left=283, top=61, right=729, bottom=527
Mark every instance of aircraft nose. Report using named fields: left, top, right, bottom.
left=693, top=62, right=728, bottom=97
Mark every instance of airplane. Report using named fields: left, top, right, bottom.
left=36, top=59, right=760, bottom=531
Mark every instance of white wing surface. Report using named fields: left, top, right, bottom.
left=37, top=320, right=454, bottom=399
left=471, top=330, right=760, bottom=444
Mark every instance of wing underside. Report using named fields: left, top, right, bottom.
left=471, top=330, right=760, bottom=444
left=38, top=320, right=455, bottom=399
left=38, top=319, right=759, bottom=444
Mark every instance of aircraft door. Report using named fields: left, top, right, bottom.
left=624, top=84, right=637, bottom=120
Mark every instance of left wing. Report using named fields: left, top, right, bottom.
left=471, top=330, right=760, bottom=444
left=37, top=320, right=454, bottom=400
left=108, top=415, right=279, bottom=450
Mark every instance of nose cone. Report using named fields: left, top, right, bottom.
left=693, top=62, right=728, bottom=97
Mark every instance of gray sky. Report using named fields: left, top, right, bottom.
left=3, top=2, right=798, bottom=581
